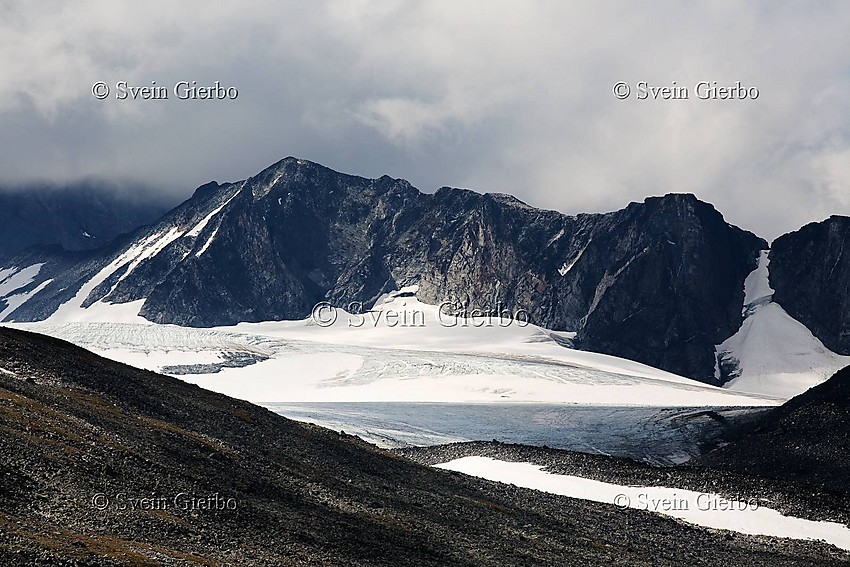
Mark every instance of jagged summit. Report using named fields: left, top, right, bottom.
left=189, top=180, right=221, bottom=199
left=636, top=193, right=724, bottom=219
left=483, top=192, right=536, bottom=209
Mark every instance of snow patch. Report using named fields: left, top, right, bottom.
left=0, top=264, right=44, bottom=298
left=435, top=456, right=850, bottom=551
left=612, top=246, right=649, bottom=280
left=185, top=188, right=240, bottom=238
left=50, top=228, right=184, bottom=323
left=372, top=284, right=420, bottom=308
left=0, top=278, right=53, bottom=322
left=115, top=227, right=184, bottom=287
left=558, top=243, right=588, bottom=276
left=720, top=303, right=850, bottom=398
left=743, top=250, right=774, bottom=307
left=196, top=225, right=221, bottom=257
left=547, top=228, right=565, bottom=247
left=719, top=250, right=850, bottom=399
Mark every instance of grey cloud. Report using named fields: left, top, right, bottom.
left=1, top=1, right=849, bottom=240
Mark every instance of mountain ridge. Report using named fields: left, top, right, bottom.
left=2, top=156, right=837, bottom=386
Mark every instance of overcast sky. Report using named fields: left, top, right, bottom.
left=1, top=1, right=849, bottom=240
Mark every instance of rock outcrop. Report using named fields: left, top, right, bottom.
left=770, top=216, right=850, bottom=355
left=700, top=364, right=850, bottom=493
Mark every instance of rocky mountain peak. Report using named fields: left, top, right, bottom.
left=189, top=180, right=221, bottom=200
left=0, top=160, right=769, bottom=383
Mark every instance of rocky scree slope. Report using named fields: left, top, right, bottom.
left=699, top=364, right=850, bottom=494
left=0, top=326, right=846, bottom=566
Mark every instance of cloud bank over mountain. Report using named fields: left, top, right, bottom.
left=2, top=1, right=850, bottom=239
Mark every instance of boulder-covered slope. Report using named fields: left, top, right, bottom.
left=0, top=326, right=843, bottom=566
left=699, top=364, right=850, bottom=493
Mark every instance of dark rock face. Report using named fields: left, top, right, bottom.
left=569, top=196, right=765, bottom=383
left=1, top=158, right=766, bottom=382
left=699, top=364, right=850, bottom=494
left=770, top=216, right=850, bottom=354
left=0, top=183, right=173, bottom=261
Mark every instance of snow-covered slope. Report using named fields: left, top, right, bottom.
left=718, top=251, right=850, bottom=398
left=0, top=180, right=245, bottom=325
left=0, top=250, right=812, bottom=405
left=9, top=288, right=778, bottom=407
left=0, top=264, right=43, bottom=297
left=0, top=264, right=52, bottom=322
